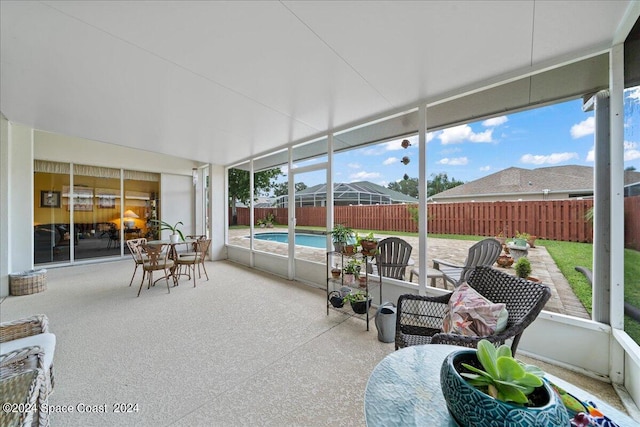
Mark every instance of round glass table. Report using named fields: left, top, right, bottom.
left=364, top=344, right=637, bottom=427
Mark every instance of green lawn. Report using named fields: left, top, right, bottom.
left=523, top=239, right=640, bottom=344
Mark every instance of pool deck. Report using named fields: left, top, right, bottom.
left=228, top=228, right=590, bottom=319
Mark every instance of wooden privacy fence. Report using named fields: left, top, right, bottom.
left=231, top=196, right=640, bottom=250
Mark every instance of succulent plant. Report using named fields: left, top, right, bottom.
left=461, top=339, right=545, bottom=404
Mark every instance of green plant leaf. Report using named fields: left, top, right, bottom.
left=496, top=344, right=512, bottom=359
left=461, top=363, right=492, bottom=379
left=495, top=383, right=529, bottom=404
left=476, top=340, right=499, bottom=379
left=517, top=373, right=544, bottom=388
left=523, top=364, right=545, bottom=379
left=496, top=357, right=525, bottom=382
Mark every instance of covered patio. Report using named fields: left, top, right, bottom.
left=2, top=1, right=640, bottom=424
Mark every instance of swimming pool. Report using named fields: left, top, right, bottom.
left=252, top=232, right=327, bottom=249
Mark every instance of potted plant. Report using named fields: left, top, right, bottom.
left=257, top=212, right=276, bottom=228
left=514, top=230, right=531, bottom=248
left=496, top=254, right=514, bottom=268
left=328, top=291, right=344, bottom=308
left=358, top=274, right=367, bottom=287
left=330, top=224, right=355, bottom=253
left=265, top=212, right=276, bottom=228
left=343, top=258, right=361, bottom=285
left=357, top=231, right=379, bottom=256
left=331, top=263, right=341, bottom=279
left=440, top=340, right=570, bottom=427
left=515, top=230, right=537, bottom=248
left=514, top=257, right=532, bottom=279
left=343, top=290, right=371, bottom=314
left=150, top=220, right=184, bottom=243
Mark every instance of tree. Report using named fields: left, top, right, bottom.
left=626, top=166, right=637, bottom=172
left=427, top=172, right=464, bottom=197
left=387, top=173, right=464, bottom=198
left=273, top=181, right=308, bottom=197
left=228, top=168, right=282, bottom=225
left=388, top=177, right=419, bottom=198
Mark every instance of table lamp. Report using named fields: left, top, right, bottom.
left=123, top=209, right=139, bottom=229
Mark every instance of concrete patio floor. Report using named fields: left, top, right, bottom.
left=0, top=259, right=630, bottom=426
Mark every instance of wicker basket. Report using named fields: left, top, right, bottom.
left=9, top=269, right=47, bottom=296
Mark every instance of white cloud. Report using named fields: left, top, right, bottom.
left=426, top=132, right=437, bottom=142
left=479, top=165, right=491, bottom=172
left=347, top=162, right=361, bottom=169
left=588, top=141, right=640, bottom=162
left=482, top=116, right=508, bottom=127
left=570, top=116, right=595, bottom=139
left=627, top=87, right=640, bottom=102
left=586, top=148, right=595, bottom=162
left=520, top=152, right=578, bottom=165
left=350, top=171, right=381, bottom=181
left=439, top=125, right=493, bottom=144
left=382, top=141, right=402, bottom=151
left=438, top=157, right=468, bottom=166
left=625, top=141, right=640, bottom=161
left=383, top=157, right=398, bottom=165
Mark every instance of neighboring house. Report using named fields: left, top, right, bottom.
left=626, top=178, right=640, bottom=197
left=430, top=165, right=640, bottom=203
left=274, top=181, right=418, bottom=207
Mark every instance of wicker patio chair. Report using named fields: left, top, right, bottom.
left=125, top=238, right=147, bottom=287
left=395, top=266, right=551, bottom=354
left=138, top=244, right=174, bottom=297
left=432, top=238, right=502, bottom=288
left=370, top=237, right=413, bottom=280
left=175, top=239, right=210, bottom=287
left=0, top=315, right=55, bottom=398
left=0, top=368, right=48, bottom=427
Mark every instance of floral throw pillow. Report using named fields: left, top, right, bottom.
left=442, top=283, right=508, bottom=337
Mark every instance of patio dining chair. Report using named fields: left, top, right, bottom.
left=125, top=238, right=147, bottom=287
left=178, top=234, right=207, bottom=258
left=432, top=237, right=502, bottom=288
left=370, top=237, right=413, bottom=280
left=395, top=266, right=551, bottom=354
left=138, top=244, right=174, bottom=297
left=176, top=239, right=210, bottom=287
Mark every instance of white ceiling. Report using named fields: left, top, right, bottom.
left=0, top=1, right=636, bottom=166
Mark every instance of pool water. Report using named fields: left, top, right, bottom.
left=253, top=232, right=327, bottom=249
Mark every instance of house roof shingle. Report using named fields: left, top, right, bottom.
left=432, top=165, right=640, bottom=199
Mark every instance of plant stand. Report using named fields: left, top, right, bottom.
left=326, top=251, right=382, bottom=331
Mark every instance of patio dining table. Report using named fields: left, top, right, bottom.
left=146, top=239, right=196, bottom=283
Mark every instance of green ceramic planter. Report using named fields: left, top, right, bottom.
left=440, top=349, right=570, bottom=427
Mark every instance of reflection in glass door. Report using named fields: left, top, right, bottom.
left=34, top=161, right=71, bottom=264
left=123, top=170, right=160, bottom=243
left=73, top=164, right=122, bottom=260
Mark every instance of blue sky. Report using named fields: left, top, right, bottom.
left=284, top=87, right=640, bottom=189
